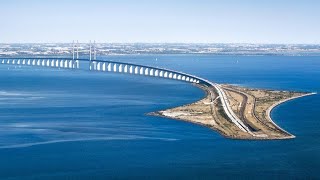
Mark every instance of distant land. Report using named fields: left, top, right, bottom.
left=1, top=43, right=320, bottom=56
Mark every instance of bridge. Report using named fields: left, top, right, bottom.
left=0, top=56, right=253, bottom=134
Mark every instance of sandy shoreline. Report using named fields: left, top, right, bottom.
left=266, top=92, right=317, bottom=138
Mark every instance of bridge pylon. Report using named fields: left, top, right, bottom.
left=71, top=40, right=97, bottom=69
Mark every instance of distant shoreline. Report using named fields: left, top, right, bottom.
left=1, top=43, right=320, bottom=57
left=2, top=53, right=320, bottom=57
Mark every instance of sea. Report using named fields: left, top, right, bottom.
left=0, top=55, right=319, bottom=179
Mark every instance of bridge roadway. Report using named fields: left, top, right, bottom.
left=0, top=57, right=253, bottom=134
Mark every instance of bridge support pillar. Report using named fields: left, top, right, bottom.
left=164, top=72, right=168, bottom=78
left=113, top=64, right=117, bottom=72
left=59, top=60, right=63, bottom=68
left=102, top=63, right=106, bottom=71
left=173, top=74, right=177, bottom=79
left=144, top=68, right=149, bottom=75
left=159, top=71, right=163, bottom=77
left=119, top=64, right=123, bottom=73
left=76, top=60, right=79, bottom=69
left=97, top=62, right=101, bottom=71
left=64, top=60, right=68, bottom=68
left=68, top=60, right=73, bottom=68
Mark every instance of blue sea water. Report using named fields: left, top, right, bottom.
left=0, top=55, right=319, bottom=179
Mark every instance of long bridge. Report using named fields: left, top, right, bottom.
left=0, top=56, right=253, bottom=134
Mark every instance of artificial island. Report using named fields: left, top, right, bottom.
left=149, top=84, right=316, bottom=140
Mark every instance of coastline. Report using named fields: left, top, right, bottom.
left=147, top=111, right=247, bottom=140
left=148, top=83, right=317, bottom=140
left=266, top=92, right=317, bottom=139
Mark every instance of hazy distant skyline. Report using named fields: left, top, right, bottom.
left=1, top=0, right=320, bottom=44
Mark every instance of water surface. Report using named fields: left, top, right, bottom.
left=0, top=55, right=319, bottom=179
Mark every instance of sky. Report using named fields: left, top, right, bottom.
left=0, top=0, right=319, bottom=44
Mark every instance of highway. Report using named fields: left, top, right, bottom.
left=222, top=86, right=259, bottom=132
left=180, top=71, right=254, bottom=134
left=212, top=84, right=253, bottom=134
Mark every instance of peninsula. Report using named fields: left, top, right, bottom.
left=149, top=84, right=316, bottom=140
